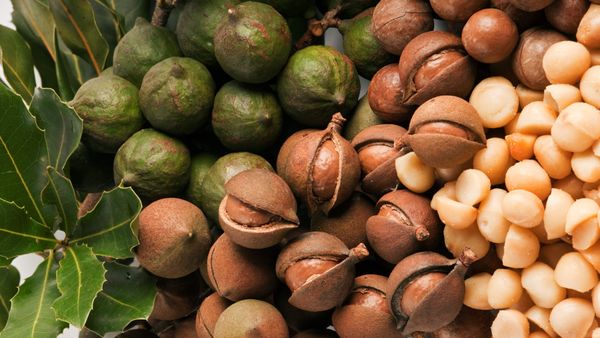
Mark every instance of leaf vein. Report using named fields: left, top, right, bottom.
left=0, top=136, right=46, bottom=226
left=31, top=251, right=53, bottom=338
left=2, top=61, right=33, bottom=98
left=98, top=292, right=140, bottom=313
left=0, top=228, right=55, bottom=242
left=71, top=218, right=131, bottom=243
left=22, top=1, right=56, bottom=61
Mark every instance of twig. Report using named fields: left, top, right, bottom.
left=151, top=0, right=178, bottom=27
left=295, top=6, right=342, bottom=50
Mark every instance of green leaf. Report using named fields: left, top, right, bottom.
left=0, top=84, right=52, bottom=227
left=11, top=0, right=57, bottom=61
left=31, top=44, right=60, bottom=93
left=0, top=200, right=57, bottom=259
left=29, top=88, right=83, bottom=173
left=52, top=244, right=106, bottom=328
left=49, top=0, right=109, bottom=75
left=109, top=0, right=151, bottom=33
left=89, top=0, right=122, bottom=64
left=0, top=251, right=68, bottom=338
left=0, top=25, right=35, bottom=102
left=54, top=33, right=95, bottom=100
left=42, top=168, right=79, bottom=235
left=0, top=265, right=19, bottom=331
left=85, top=262, right=156, bottom=335
left=71, top=187, right=141, bottom=259
left=0, top=256, right=11, bottom=267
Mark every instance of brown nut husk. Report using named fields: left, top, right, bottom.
left=332, top=274, right=402, bottom=338
left=510, top=0, right=554, bottom=11
left=352, top=124, right=410, bottom=196
left=310, top=191, right=374, bottom=248
left=367, top=64, right=414, bottom=123
left=512, top=27, right=568, bottom=90
left=429, top=306, right=493, bottom=337
left=386, top=250, right=476, bottom=335
left=406, top=95, right=486, bottom=168
left=275, top=232, right=369, bottom=312
left=219, top=169, right=299, bottom=249
left=372, top=0, right=434, bottom=55
left=399, top=31, right=477, bottom=106
left=213, top=299, right=289, bottom=338
left=136, top=198, right=212, bottom=279
left=195, top=292, right=232, bottom=338
left=274, top=286, right=334, bottom=333
left=429, top=0, right=489, bottom=22
left=491, top=0, right=546, bottom=31
left=545, top=0, right=589, bottom=34
left=150, top=270, right=207, bottom=322
left=366, top=190, right=441, bottom=264
left=277, top=113, right=361, bottom=215
left=207, top=234, right=278, bottom=301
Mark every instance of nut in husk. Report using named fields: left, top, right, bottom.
left=366, top=190, right=441, bottom=264
left=275, top=231, right=369, bottom=312
left=219, top=168, right=299, bottom=249
left=277, top=113, right=361, bottom=215
left=386, top=249, right=476, bottom=335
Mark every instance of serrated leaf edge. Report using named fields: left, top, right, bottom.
left=51, top=244, right=106, bottom=328
left=0, top=199, right=57, bottom=247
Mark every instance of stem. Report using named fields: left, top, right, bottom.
left=327, top=112, right=346, bottom=133
left=78, top=192, right=102, bottom=219
left=295, top=6, right=342, bottom=50
left=151, top=0, right=178, bottom=27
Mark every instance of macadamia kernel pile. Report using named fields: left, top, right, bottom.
left=396, top=32, right=600, bottom=338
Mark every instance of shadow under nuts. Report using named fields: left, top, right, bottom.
left=406, top=95, right=486, bottom=168
left=275, top=231, right=369, bottom=312
left=352, top=124, right=410, bottom=196
left=386, top=250, right=476, bottom=335
left=399, top=31, right=477, bottom=106
left=366, top=190, right=441, bottom=264
left=332, top=274, right=401, bottom=338
left=277, top=113, right=360, bottom=215
left=218, top=168, right=299, bottom=249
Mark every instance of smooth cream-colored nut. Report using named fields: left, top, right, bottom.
left=506, top=133, right=537, bottom=161
left=491, top=309, right=529, bottom=338
left=580, top=66, right=600, bottom=109
left=505, top=160, right=552, bottom=200
left=464, top=272, right=493, bottom=310
left=516, top=84, right=545, bottom=110
left=525, top=306, right=558, bottom=338
left=444, top=223, right=489, bottom=262
left=565, top=198, right=599, bottom=235
left=593, top=139, right=600, bottom=157
left=395, top=152, right=435, bottom=193
left=553, top=174, right=585, bottom=199
left=434, top=160, right=471, bottom=183
left=543, top=189, right=574, bottom=240
left=502, top=225, right=540, bottom=268
left=549, top=298, right=595, bottom=338
left=502, top=190, right=544, bottom=228
left=555, top=252, right=599, bottom=292
left=488, top=269, right=523, bottom=309
left=533, top=135, right=572, bottom=180
left=543, top=84, right=582, bottom=113
left=592, top=49, right=600, bottom=66
left=530, top=223, right=555, bottom=245
left=455, top=169, right=491, bottom=206
left=528, top=332, right=551, bottom=338
left=580, top=241, right=600, bottom=273
left=593, top=327, right=600, bottom=338
left=521, top=262, right=566, bottom=309
left=577, top=4, right=600, bottom=49
left=469, top=76, right=519, bottom=128
left=571, top=148, right=600, bottom=183
left=510, top=292, right=535, bottom=313
left=478, top=188, right=511, bottom=243
left=436, top=195, right=478, bottom=230
left=539, top=242, right=572, bottom=268
left=514, top=101, right=557, bottom=135
left=551, top=102, right=600, bottom=153
left=542, top=41, right=591, bottom=85
left=473, top=137, right=513, bottom=185
left=592, top=282, right=600, bottom=318
left=572, top=217, right=600, bottom=250
left=431, top=181, right=456, bottom=210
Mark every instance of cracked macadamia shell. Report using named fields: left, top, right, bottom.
left=219, top=168, right=299, bottom=249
